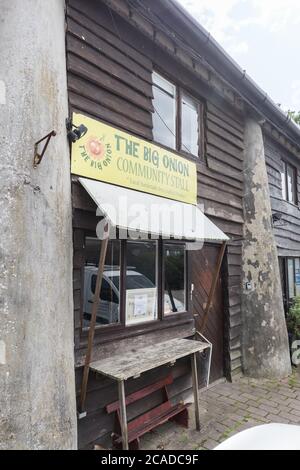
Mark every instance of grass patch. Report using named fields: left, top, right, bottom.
left=288, top=370, right=298, bottom=389
left=220, top=420, right=244, bottom=440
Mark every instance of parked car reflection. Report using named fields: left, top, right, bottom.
left=83, top=265, right=184, bottom=327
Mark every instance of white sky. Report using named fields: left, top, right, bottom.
left=177, top=0, right=300, bottom=112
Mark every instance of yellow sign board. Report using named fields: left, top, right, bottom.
left=71, top=113, right=197, bottom=205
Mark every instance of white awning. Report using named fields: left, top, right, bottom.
left=79, top=178, right=229, bottom=242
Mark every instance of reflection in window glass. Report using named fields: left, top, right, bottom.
left=281, top=166, right=287, bottom=200
left=278, top=257, right=285, bottom=295
left=152, top=72, right=176, bottom=149
left=288, top=258, right=295, bottom=299
left=295, top=259, right=300, bottom=296
left=126, top=241, right=157, bottom=325
left=181, top=93, right=199, bottom=156
left=282, top=161, right=297, bottom=204
left=164, top=244, right=185, bottom=315
left=287, top=164, right=296, bottom=203
left=83, top=237, right=121, bottom=328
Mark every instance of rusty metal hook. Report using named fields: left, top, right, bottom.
left=33, top=130, right=56, bottom=167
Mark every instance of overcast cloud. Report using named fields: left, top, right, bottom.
left=177, top=0, right=300, bottom=112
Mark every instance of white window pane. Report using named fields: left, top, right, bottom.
left=295, top=259, right=300, bottom=296
left=153, top=72, right=175, bottom=97
left=287, top=164, right=295, bottom=203
left=153, top=87, right=176, bottom=149
left=281, top=167, right=287, bottom=200
left=83, top=239, right=121, bottom=328
left=288, top=258, right=295, bottom=299
left=125, top=241, right=158, bottom=325
left=181, top=93, right=199, bottom=156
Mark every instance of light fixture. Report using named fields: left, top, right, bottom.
left=272, top=212, right=283, bottom=224
left=66, top=118, right=88, bottom=143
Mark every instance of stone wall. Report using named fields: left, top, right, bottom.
left=241, top=117, right=291, bottom=379
left=0, top=0, right=77, bottom=449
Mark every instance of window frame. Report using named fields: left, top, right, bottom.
left=287, top=258, right=296, bottom=300
left=80, top=236, right=191, bottom=341
left=281, top=160, right=298, bottom=205
left=178, top=88, right=204, bottom=160
left=162, top=241, right=188, bottom=318
left=152, top=70, right=205, bottom=161
left=124, top=239, right=159, bottom=326
left=281, top=257, right=300, bottom=309
left=152, top=71, right=177, bottom=151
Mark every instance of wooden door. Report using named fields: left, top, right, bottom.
left=190, top=244, right=225, bottom=383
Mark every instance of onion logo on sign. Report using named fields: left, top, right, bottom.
left=80, top=135, right=112, bottom=171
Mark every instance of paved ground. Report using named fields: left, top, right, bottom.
left=141, top=368, right=300, bottom=450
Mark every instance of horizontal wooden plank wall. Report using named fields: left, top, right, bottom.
left=67, top=0, right=244, bottom=448
left=264, top=135, right=300, bottom=257
left=199, top=101, right=244, bottom=378
left=67, top=1, right=154, bottom=140
left=72, top=184, right=196, bottom=448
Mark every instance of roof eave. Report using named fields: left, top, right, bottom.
left=166, top=0, right=300, bottom=145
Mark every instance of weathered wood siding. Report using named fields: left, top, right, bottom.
left=191, top=244, right=225, bottom=383
left=264, top=135, right=300, bottom=257
left=67, top=0, right=244, bottom=448
left=67, top=0, right=153, bottom=140
left=200, top=102, right=244, bottom=377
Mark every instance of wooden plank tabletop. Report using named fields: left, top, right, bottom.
left=90, top=338, right=210, bottom=381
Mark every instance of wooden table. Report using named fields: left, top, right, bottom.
left=90, top=338, right=212, bottom=450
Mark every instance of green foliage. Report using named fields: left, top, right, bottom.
left=288, top=110, right=300, bottom=126
left=287, top=295, right=300, bottom=338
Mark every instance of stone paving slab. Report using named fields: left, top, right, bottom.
left=141, top=369, right=300, bottom=450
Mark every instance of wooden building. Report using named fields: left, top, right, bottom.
left=264, top=131, right=300, bottom=311
left=65, top=0, right=299, bottom=449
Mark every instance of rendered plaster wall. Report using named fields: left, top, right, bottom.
left=241, top=117, right=291, bottom=379
left=0, top=0, right=77, bottom=449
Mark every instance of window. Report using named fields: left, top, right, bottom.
left=281, top=257, right=300, bottom=305
left=152, top=72, right=176, bottom=149
left=83, top=238, right=121, bottom=328
left=152, top=72, right=202, bottom=158
left=281, top=161, right=297, bottom=204
left=126, top=241, right=158, bottom=325
left=91, top=277, right=119, bottom=304
left=164, top=244, right=186, bottom=315
left=82, top=237, right=187, bottom=331
left=181, top=93, right=199, bottom=156
left=288, top=258, right=295, bottom=299
left=288, top=257, right=300, bottom=298
left=296, top=259, right=300, bottom=297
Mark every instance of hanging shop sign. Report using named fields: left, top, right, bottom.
left=71, top=113, right=197, bottom=205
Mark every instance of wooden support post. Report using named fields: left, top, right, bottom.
left=118, top=380, right=129, bottom=450
left=198, top=241, right=227, bottom=333
left=191, top=352, right=200, bottom=431
left=79, top=228, right=109, bottom=413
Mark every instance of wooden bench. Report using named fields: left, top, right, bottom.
left=91, top=338, right=211, bottom=449
left=106, top=374, right=190, bottom=450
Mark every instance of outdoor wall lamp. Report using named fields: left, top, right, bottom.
left=272, top=212, right=283, bottom=225
left=66, top=118, right=88, bottom=143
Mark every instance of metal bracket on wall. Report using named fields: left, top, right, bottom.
left=77, top=410, right=87, bottom=420
left=33, top=130, right=56, bottom=167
